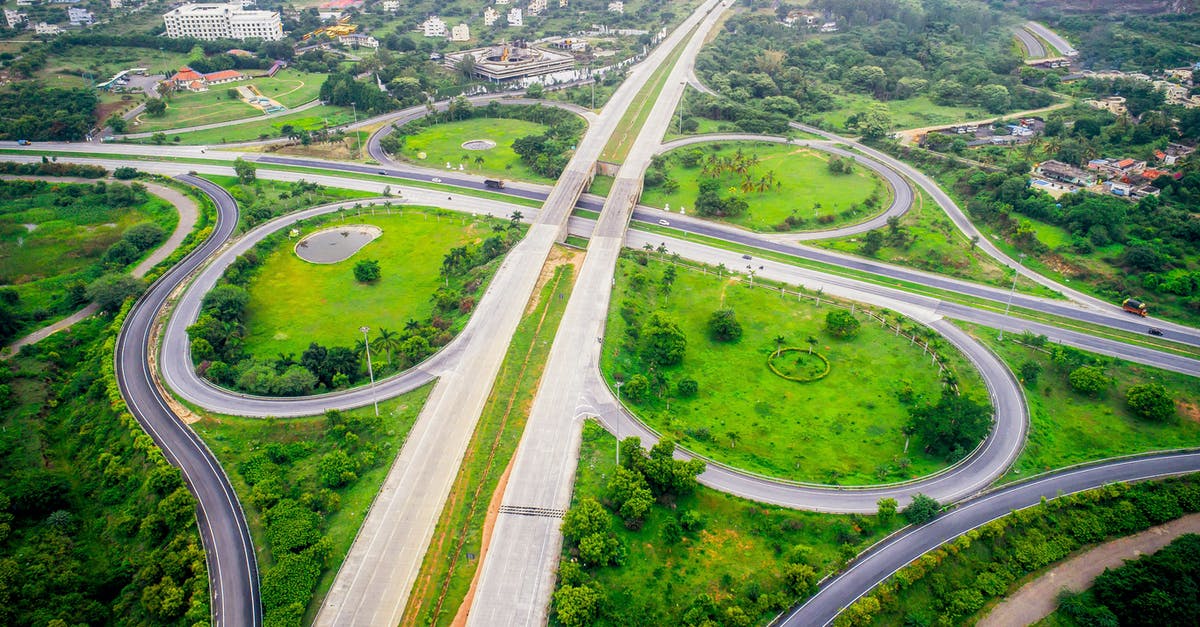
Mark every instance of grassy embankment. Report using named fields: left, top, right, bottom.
left=131, top=70, right=327, bottom=133
left=137, top=105, right=354, bottom=145
left=603, top=254, right=986, bottom=485
left=392, top=117, right=553, bottom=183
left=642, top=141, right=891, bottom=232
left=403, top=249, right=580, bottom=626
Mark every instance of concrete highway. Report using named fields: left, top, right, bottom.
left=1024, top=21, right=1078, bottom=57
left=113, top=174, right=261, bottom=627
left=1014, top=25, right=1047, bottom=58
left=778, top=451, right=1200, bottom=626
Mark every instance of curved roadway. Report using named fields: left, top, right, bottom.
left=1014, top=26, right=1047, bottom=58
left=114, top=174, right=261, bottom=627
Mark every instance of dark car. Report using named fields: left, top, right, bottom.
left=1148, top=327, right=1165, bottom=336
left=742, top=254, right=752, bottom=260
left=378, top=170, right=387, bottom=175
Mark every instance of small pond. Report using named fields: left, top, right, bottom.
left=294, top=225, right=382, bottom=264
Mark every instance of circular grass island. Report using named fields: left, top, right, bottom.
left=394, top=117, right=554, bottom=183
left=188, top=206, right=524, bottom=398
left=602, top=255, right=988, bottom=485
left=641, top=140, right=893, bottom=233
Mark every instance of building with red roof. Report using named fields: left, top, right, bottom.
left=166, top=66, right=247, bottom=92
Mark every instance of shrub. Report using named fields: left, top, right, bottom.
left=353, top=258, right=381, bottom=282
left=707, top=308, right=742, bottom=342
left=124, top=222, right=166, bottom=252
left=677, top=378, right=699, bottom=397
left=904, top=494, right=940, bottom=525
left=1069, top=365, right=1112, bottom=396
left=1126, top=383, right=1176, bottom=422
left=825, top=310, right=861, bottom=338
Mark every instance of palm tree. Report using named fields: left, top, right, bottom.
left=373, top=327, right=400, bottom=365
left=716, top=262, right=726, bottom=277
left=474, top=155, right=485, bottom=170
left=806, top=335, right=818, bottom=355
left=404, top=318, right=421, bottom=331
left=773, top=334, right=786, bottom=356
left=352, top=338, right=370, bottom=367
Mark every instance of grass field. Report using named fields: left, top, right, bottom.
left=36, top=45, right=194, bottom=85
left=958, top=323, right=1200, bottom=482
left=556, top=420, right=906, bottom=625
left=812, top=94, right=985, bottom=132
left=240, top=209, right=493, bottom=359
left=130, top=70, right=327, bottom=132
left=403, top=250, right=579, bottom=626
left=137, top=105, right=354, bottom=145
left=602, top=255, right=986, bottom=484
left=0, top=181, right=176, bottom=333
left=191, top=385, right=432, bottom=626
left=641, top=141, right=891, bottom=232
left=393, top=117, right=553, bottom=183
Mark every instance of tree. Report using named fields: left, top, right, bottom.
left=825, top=310, right=861, bottom=338
left=903, top=493, right=940, bottom=524
left=861, top=230, right=884, bottom=256
left=87, top=274, right=145, bottom=313
left=372, top=327, right=400, bottom=364
left=553, top=584, right=600, bottom=627
left=1126, top=383, right=1176, bottom=422
left=783, top=563, right=818, bottom=595
left=977, top=84, right=1011, bottom=114
left=562, top=498, right=609, bottom=542
left=848, top=103, right=892, bottom=138
left=151, top=132, right=167, bottom=145
left=124, top=223, right=166, bottom=251
left=1018, top=360, right=1042, bottom=387
left=144, top=98, right=167, bottom=117
left=318, top=450, right=357, bottom=488
left=607, top=467, right=653, bottom=529
left=905, top=390, right=992, bottom=461
left=677, top=378, right=698, bottom=397
left=622, top=374, right=649, bottom=402
left=1068, top=365, right=1111, bottom=396
left=106, top=114, right=128, bottom=133
left=233, top=157, right=257, bottom=183
left=641, top=311, right=687, bottom=366
left=877, top=497, right=898, bottom=523
left=353, top=259, right=381, bottom=282
left=201, top=284, right=250, bottom=322
left=525, top=82, right=545, bottom=99
left=707, top=308, right=742, bottom=342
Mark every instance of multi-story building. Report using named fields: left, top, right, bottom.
left=163, top=3, right=284, bottom=41
left=4, top=9, right=27, bottom=28
left=34, top=22, right=63, bottom=35
left=420, top=15, right=446, bottom=37
left=483, top=6, right=498, bottom=26
left=506, top=7, right=522, bottom=26
left=450, top=23, right=469, bottom=41
left=528, top=0, right=546, bottom=15
left=381, top=0, right=399, bottom=11
left=67, top=6, right=94, bottom=25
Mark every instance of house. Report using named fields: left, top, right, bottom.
left=67, top=6, right=94, bottom=25
left=16, top=0, right=33, bottom=6
left=607, top=1, right=623, bottom=13
left=339, top=33, right=378, bottom=48
left=34, top=22, right=64, bottom=35
left=1104, top=180, right=1133, bottom=196
left=167, top=66, right=247, bottom=91
left=506, top=7, right=522, bottom=26
left=4, top=9, right=27, bottom=28
left=495, top=0, right=509, bottom=4
left=381, top=0, right=399, bottom=11
left=819, top=22, right=839, bottom=33
left=483, top=6, right=498, bottom=26
left=527, top=0, right=546, bottom=15
left=1155, top=143, right=1195, bottom=166
left=1034, top=160, right=1096, bottom=187
left=420, top=16, right=446, bottom=37
left=109, top=0, right=122, bottom=8
left=783, top=10, right=818, bottom=27
left=1113, top=158, right=1146, bottom=175
left=1083, top=96, right=1126, bottom=116
left=450, top=23, right=469, bottom=42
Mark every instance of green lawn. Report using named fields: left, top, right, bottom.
left=137, top=105, right=354, bottom=145
left=642, top=141, right=892, bottom=232
left=131, top=70, right=328, bottom=132
left=555, top=420, right=906, bottom=626
left=603, top=255, right=986, bottom=485
left=404, top=254, right=578, bottom=626
left=191, top=385, right=432, bottom=626
left=37, top=45, right=194, bottom=85
left=393, top=117, right=553, bottom=183
left=812, top=94, right=986, bottom=132
left=240, top=209, right=494, bottom=359
left=0, top=180, right=177, bottom=336
left=958, top=323, right=1200, bottom=482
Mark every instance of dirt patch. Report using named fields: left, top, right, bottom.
left=1178, top=399, right=1200, bottom=423
left=450, top=453, right=516, bottom=626
left=267, top=137, right=366, bottom=161
left=525, top=245, right=584, bottom=315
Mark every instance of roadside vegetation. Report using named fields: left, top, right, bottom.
left=134, top=105, right=355, bottom=146
left=602, top=253, right=987, bottom=484
left=960, top=324, right=1200, bottom=480
left=642, top=141, right=890, bottom=232
left=192, top=386, right=432, bottom=626
left=381, top=101, right=585, bottom=181
left=404, top=250, right=579, bottom=626
left=129, top=70, right=327, bottom=133
left=188, top=199, right=525, bottom=397
left=550, top=421, right=907, bottom=626
left=0, top=178, right=177, bottom=344
left=845, top=475, right=1200, bottom=626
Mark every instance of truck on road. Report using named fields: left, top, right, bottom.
left=1122, top=298, right=1148, bottom=316
left=484, top=179, right=506, bottom=189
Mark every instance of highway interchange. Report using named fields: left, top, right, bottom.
left=3, top=7, right=1199, bottom=627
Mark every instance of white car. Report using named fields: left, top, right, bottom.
left=431, top=177, right=442, bottom=183
left=658, top=219, right=670, bottom=226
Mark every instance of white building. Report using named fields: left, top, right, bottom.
left=483, top=6, right=498, bottom=26
left=339, top=33, right=379, bottom=48
left=607, top=1, right=623, bottom=13
left=34, top=22, right=63, bottom=35
left=506, top=7, right=522, bottom=26
left=495, top=0, right=509, bottom=4
left=163, top=3, right=284, bottom=41
left=450, top=23, right=469, bottom=41
left=109, top=0, right=122, bottom=7
left=420, top=15, right=446, bottom=37
left=67, top=6, right=94, bottom=25
left=16, top=0, right=33, bottom=6
left=528, top=0, right=546, bottom=15
left=381, top=0, right=398, bottom=11
left=4, top=9, right=27, bottom=28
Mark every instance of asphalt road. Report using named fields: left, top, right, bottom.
left=1024, top=21, right=1078, bottom=57
left=113, top=174, right=261, bottom=627
left=777, top=451, right=1200, bottom=626
left=1014, top=26, right=1047, bottom=58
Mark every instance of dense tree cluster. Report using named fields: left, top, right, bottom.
left=0, top=84, right=98, bottom=141
left=1084, top=533, right=1200, bottom=625
left=319, top=72, right=396, bottom=115
left=905, top=390, right=993, bottom=462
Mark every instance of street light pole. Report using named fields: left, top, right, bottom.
left=678, top=81, right=685, bottom=134
left=998, top=253, right=1026, bottom=341
left=614, top=380, right=624, bottom=468
left=350, top=101, right=359, bottom=157
left=360, top=325, right=378, bottom=416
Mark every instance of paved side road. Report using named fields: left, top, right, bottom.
left=979, top=512, right=1200, bottom=626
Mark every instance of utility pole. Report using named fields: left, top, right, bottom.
left=350, top=101, right=359, bottom=157
left=998, top=253, right=1026, bottom=341
left=360, top=325, right=378, bottom=416
left=614, top=380, right=624, bottom=467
